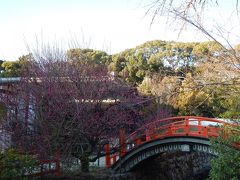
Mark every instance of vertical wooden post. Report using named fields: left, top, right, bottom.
left=55, top=151, right=61, bottom=177
left=104, top=144, right=111, bottom=168
left=198, top=119, right=201, bottom=135
left=146, top=129, right=151, bottom=141
left=120, top=129, right=126, bottom=157
left=185, top=117, right=189, bottom=136
left=135, top=138, right=141, bottom=146
left=168, top=125, right=172, bottom=136
left=203, top=127, right=208, bottom=138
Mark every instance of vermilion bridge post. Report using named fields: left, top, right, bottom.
left=120, top=128, right=126, bottom=157
left=105, top=144, right=111, bottom=168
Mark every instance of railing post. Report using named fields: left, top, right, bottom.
left=203, top=127, right=208, bottom=138
left=54, top=151, right=61, bottom=177
left=152, top=126, right=157, bottom=139
left=120, top=129, right=126, bottom=157
left=198, top=119, right=201, bottom=135
left=209, top=127, right=217, bottom=137
left=135, top=138, right=141, bottom=146
left=146, top=129, right=151, bottom=141
left=185, top=117, right=189, bottom=136
left=168, top=125, right=172, bottom=136
left=104, top=144, right=111, bottom=168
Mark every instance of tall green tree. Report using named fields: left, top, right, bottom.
left=67, top=48, right=111, bottom=67
left=0, top=54, right=32, bottom=77
left=1, top=61, right=22, bottom=77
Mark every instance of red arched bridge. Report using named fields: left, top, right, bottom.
left=104, top=116, right=240, bottom=173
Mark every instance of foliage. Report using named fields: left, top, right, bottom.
left=1, top=61, right=22, bottom=77
left=108, top=55, right=126, bottom=73
left=0, top=54, right=32, bottom=77
left=0, top=60, right=4, bottom=72
left=219, top=95, right=240, bottom=119
left=133, top=39, right=240, bottom=117
left=67, top=48, right=111, bottom=67
left=108, top=40, right=224, bottom=86
left=138, top=75, right=180, bottom=105
left=209, top=126, right=240, bottom=180
left=175, top=73, right=226, bottom=117
left=0, top=148, right=37, bottom=179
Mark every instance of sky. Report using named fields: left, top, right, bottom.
left=0, top=0, right=239, bottom=60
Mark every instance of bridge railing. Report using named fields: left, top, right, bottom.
left=105, top=116, right=239, bottom=168
left=16, top=150, right=61, bottom=177
left=125, top=117, right=225, bottom=146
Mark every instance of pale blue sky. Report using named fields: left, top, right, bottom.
left=0, top=0, right=239, bottom=60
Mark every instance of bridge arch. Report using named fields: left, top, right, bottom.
left=105, top=116, right=239, bottom=173
left=112, top=136, right=216, bottom=173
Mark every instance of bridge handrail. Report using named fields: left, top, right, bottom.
left=125, top=116, right=234, bottom=142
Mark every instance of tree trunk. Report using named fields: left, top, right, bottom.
left=80, top=154, right=89, bottom=172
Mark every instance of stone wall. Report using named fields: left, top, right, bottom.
left=133, top=151, right=212, bottom=180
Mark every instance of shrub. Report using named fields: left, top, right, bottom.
left=0, top=148, right=37, bottom=179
